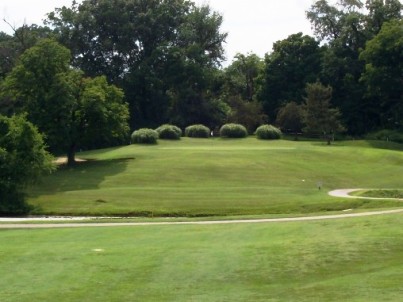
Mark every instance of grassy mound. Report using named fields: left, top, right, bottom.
left=27, top=138, right=403, bottom=217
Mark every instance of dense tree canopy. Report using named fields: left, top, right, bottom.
left=0, top=0, right=400, bottom=140
left=360, top=19, right=403, bottom=130
left=2, top=39, right=129, bottom=165
left=218, top=53, right=266, bottom=133
left=0, top=24, right=54, bottom=80
left=222, top=53, right=264, bottom=102
left=46, top=0, right=227, bottom=129
left=276, top=102, right=305, bottom=135
left=0, top=114, right=54, bottom=214
left=306, top=0, right=402, bottom=134
left=258, top=33, right=322, bottom=121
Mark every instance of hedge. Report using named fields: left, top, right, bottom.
left=219, top=123, right=248, bottom=138
left=131, top=128, right=158, bottom=144
left=185, top=124, right=210, bottom=138
left=156, top=124, right=182, bottom=140
left=255, top=124, right=282, bottom=140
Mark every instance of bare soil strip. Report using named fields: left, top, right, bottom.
left=54, top=157, right=87, bottom=164
left=1, top=209, right=402, bottom=229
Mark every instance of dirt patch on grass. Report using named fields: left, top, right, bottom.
left=54, top=157, right=87, bottom=164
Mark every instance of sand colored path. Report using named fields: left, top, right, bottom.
left=0, top=209, right=402, bottom=229
left=1, top=189, right=401, bottom=229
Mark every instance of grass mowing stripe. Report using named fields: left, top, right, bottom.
left=159, top=146, right=296, bottom=150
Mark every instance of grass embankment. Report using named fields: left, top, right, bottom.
left=352, top=189, right=403, bottom=199
left=0, top=213, right=402, bottom=301
left=27, top=138, right=403, bottom=216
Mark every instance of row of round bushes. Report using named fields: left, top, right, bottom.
left=185, top=124, right=210, bottom=138
left=131, top=123, right=282, bottom=144
left=156, top=124, right=182, bottom=140
left=220, top=123, right=248, bottom=138
left=255, top=124, right=282, bottom=140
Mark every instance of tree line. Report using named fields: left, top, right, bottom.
left=0, top=0, right=401, bottom=213
left=1, top=0, right=401, bottom=134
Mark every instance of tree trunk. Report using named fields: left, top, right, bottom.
left=67, top=144, right=76, bottom=166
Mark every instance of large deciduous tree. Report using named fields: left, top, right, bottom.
left=164, top=5, right=229, bottom=128
left=276, top=101, right=305, bottom=135
left=360, top=19, right=403, bottom=130
left=46, top=0, right=227, bottom=128
left=223, top=53, right=264, bottom=102
left=306, top=0, right=402, bottom=134
left=216, top=53, right=266, bottom=132
left=226, top=97, right=267, bottom=134
left=303, top=82, right=346, bottom=144
left=365, top=0, right=403, bottom=35
left=0, top=25, right=55, bottom=115
left=258, top=33, right=322, bottom=121
left=0, top=24, right=54, bottom=80
left=2, top=39, right=129, bottom=165
left=0, top=114, right=54, bottom=214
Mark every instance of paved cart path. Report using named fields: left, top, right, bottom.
left=1, top=189, right=402, bottom=229
left=0, top=209, right=402, bottom=229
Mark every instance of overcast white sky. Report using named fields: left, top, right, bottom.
left=1, top=0, right=317, bottom=64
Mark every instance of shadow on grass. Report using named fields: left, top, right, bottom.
left=29, top=158, right=133, bottom=196
left=365, top=140, right=403, bottom=152
left=282, top=136, right=403, bottom=151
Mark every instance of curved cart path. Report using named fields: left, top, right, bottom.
left=329, top=189, right=403, bottom=200
left=0, top=209, right=402, bottom=229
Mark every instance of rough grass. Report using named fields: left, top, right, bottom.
left=0, top=213, right=402, bottom=301
left=27, top=138, right=403, bottom=216
left=353, top=189, right=403, bottom=199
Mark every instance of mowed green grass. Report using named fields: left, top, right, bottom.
left=1, top=214, right=402, bottom=301
left=27, top=138, right=403, bottom=216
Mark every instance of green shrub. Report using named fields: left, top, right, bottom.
left=155, top=124, right=182, bottom=140
left=256, top=124, right=282, bottom=140
left=219, top=123, right=248, bottom=138
left=0, top=186, right=32, bottom=215
left=185, top=124, right=210, bottom=138
left=131, top=128, right=158, bottom=144
left=366, top=129, right=403, bottom=144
